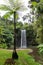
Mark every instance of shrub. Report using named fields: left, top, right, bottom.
left=0, top=43, right=7, bottom=49
left=37, top=44, right=43, bottom=56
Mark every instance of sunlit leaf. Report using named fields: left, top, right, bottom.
left=0, top=4, right=12, bottom=11
left=3, top=11, right=13, bottom=19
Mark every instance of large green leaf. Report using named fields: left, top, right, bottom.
left=3, top=11, right=13, bottom=19
left=0, top=4, right=12, bottom=11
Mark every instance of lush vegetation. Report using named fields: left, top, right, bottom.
left=0, top=17, right=38, bottom=48
left=0, top=49, right=41, bottom=65
left=31, top=0, right=43, bottom=60
left=0, top=0, right=43, bottom=48
left=38, top=44, right=43, bottom=56
left=0, top=0, right=43, bottom=65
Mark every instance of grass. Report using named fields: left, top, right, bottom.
left=0, top=49, right=41, bottom=65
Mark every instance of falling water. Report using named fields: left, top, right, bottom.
left=21, top=30, right=27, bottom=48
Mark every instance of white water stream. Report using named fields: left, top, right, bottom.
left=21, top=30, right=27, bottom=48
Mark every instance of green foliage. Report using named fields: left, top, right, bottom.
left=0, top=43, right=7, bottom=49
left=0, top=0, right=27, bottom=19
left=0, top=17, right=37, bottom=48
left=31, top=0, right=40, bottom=7
left=3, top=11, right=13, bottom=19
left=0, top=4, right=11, bottom=11
left=31, top=0, right=43, bottom=7
left=16, top=22, right=23, bottom=29
left=0, top=0, right=43, bottom=48
left=0, top=49, right=41, bottom=65
left=33, top=19, right=43, bottom=44
left=23, top=23, right=29, bottom=30
left=38, top=44, right=43, bottom=55
left=36, top=2, right=43, bottom=13
left=26, top=24, right=36, bottom=45
left=0, top=17, right=14, bottom=48
left=32, top=1, right=43, bottom=44
left=32, top=2, right=37, bottom=6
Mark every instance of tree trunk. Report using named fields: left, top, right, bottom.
left=14, top=11, right=16, bottom=50
left=12, top=11, right=18, bottom=60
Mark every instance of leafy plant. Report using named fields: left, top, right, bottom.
left=37, top=44, right=43, bottom=55
left=0, top=43, right=7, bottom=49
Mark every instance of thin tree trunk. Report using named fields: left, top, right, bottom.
left=12, top=11, right=18, bottom=60
left=14, top=11, right=16, bottom=51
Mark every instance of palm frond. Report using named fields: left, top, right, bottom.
left=0, top=4, right=12, bottom=11
left=17, top=0, right=27, bottom=11
left=8, top=0, right=15, bottom=8
left=3, top=11, right=13, bottom=19
left=13, top=0, right=27, bottom=11
left=2, top=0, right=27, bottom=12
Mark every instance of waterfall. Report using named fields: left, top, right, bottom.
left=21, top=30, right=27, bottom=48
